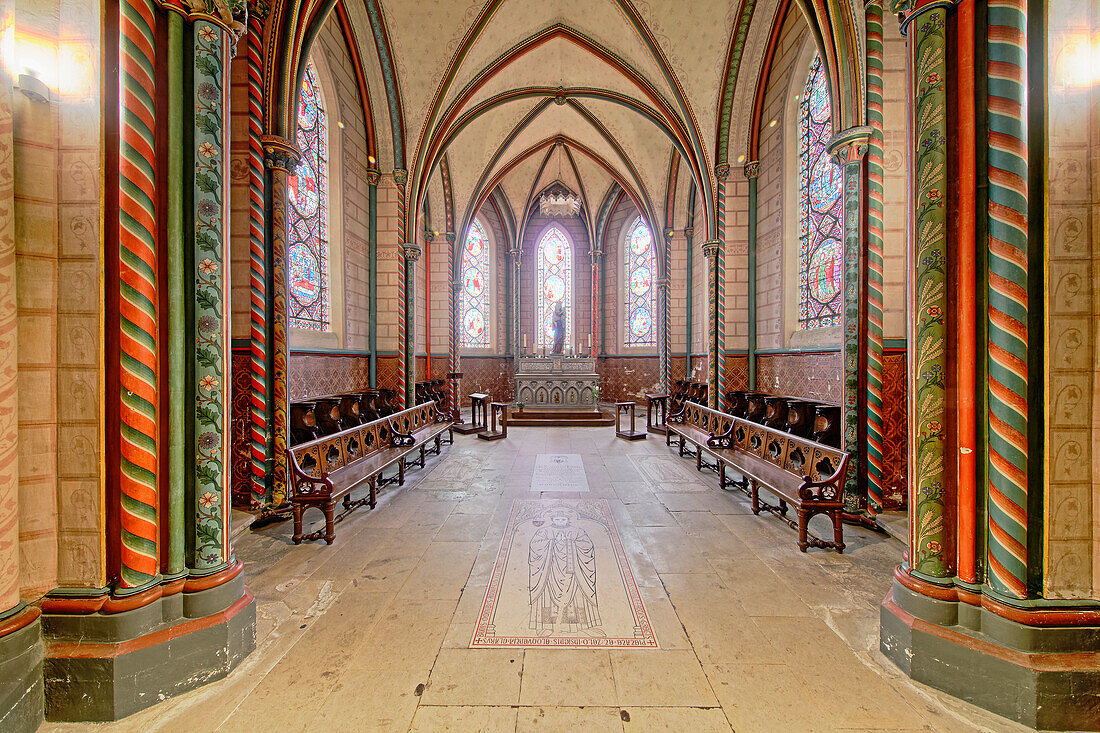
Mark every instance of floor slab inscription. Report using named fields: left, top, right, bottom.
left=531, top=453, right=590, bottom=492
left=471, top=499, right=658, bottom=648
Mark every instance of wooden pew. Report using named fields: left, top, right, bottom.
left=286, top=400, right=454, bottom=544
left=706, top=417, right=848, bottom=552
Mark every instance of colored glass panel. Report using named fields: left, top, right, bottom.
left=460, top=219, right=490, bottom=347
left=797, top=55, right=843, bottom=329
left=536, top=225, right=572, bottom=348
left=288, top=60, right=330, bottom=331
left=624, top=217, right=656, bottom=346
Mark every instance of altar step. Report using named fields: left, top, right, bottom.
left=508, top=407, right=615, bottom=427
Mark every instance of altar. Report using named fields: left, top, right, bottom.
left=514, top=355, right=599, bottom=409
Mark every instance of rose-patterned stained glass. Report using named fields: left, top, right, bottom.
left=460, top=219, right=490, bottom=347
left=798, top=54, right=843, bottom=329
left=624, top=216, right=656, bottom=346
left=288, top=60, right=330, bottom=331
left=536, top=225, right=572, bottom=348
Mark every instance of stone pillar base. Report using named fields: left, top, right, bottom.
left=0, top=607, right=44, bottom=733
left=881, top=578, right=1100, bottom=731
left=43, top=571, right=255, bottom=722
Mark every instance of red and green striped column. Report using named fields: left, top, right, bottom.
left=118, top=0, right=161, bottom=590
left=865, top=0, right=886, bottom=517
left=985, top=0, right=1030, bottom=600
left=394, top=169, right=410, bottom=408
left=246, top=13, right=269, bottom=508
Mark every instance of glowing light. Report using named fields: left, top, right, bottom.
left=337, top=121, right=345, bottom=129
left=1054, top=31, right=1100, bottom=89
left=769, top=118, right=778, bottom=127
left=1, top=24, right=95, bottom=100
left=737, top=154, right=746, bottom=163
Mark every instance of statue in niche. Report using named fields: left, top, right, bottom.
left=550, top=301, right=566, bottom=355
left=528, top=506, right=602, bottom=636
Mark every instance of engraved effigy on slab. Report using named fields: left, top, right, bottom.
left=531, top=454, right=590, bottom=492
left=471, top=499, right=658, bottom=649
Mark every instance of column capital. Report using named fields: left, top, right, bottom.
left=392, top=168, right=408, bottom=187
left=683, top=226, right=694, bottom=239
left=701, top=239, right=722, bottom=258
left=399, top=242, right=422, bottom=262
left=715, top=163, right=731, bottom=181
left=656, top=277, right=671, bottom=290
left=827, top=126, right=873, bottom=167
left=445, top=231, right=457, bottom=245
left=261, top=136, right=300, bottom=171
left=365, top=167, right=381, bottom=185
left=422, top=230, right=435, bottom=244
left=159, top=0, right=247, bottom=38
left=743, top=160, right=760, bottom=179
left=893, top=1, right=957, bottom=36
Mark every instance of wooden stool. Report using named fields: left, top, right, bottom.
left=478, top=402, right=509, bottom=441
left=645, top=392, right=668, bottom=435
left=615, top=402, right=647, bottom=441
left=455, top=392, right=490, bottom=434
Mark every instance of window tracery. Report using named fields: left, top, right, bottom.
left=460, top=219, right=490, bottom=347
left=536, top=225, right=572, bottom=348
left=797, top=54, right=844, bottom=329
left=624, top=216, right=656, bottom=346
left=288, top=59, right=330, bottom=332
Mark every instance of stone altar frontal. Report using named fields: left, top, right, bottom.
left=514, top=356, right=599, bottom=408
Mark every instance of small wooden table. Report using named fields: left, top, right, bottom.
left=645, top=393, right=668, bottom=435
left=478, top=402, right=509, bottom=441
left=615, top=402, right=647, bottom=441
left=455, top=392, right=490, bottom=434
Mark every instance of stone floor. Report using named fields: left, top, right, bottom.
left=45, top=428, right=1030, bottom=732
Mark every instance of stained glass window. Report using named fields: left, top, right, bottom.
left=797, top=54, right=844, bottom=329
left=288, top=60, right=330, bottom=331
left=536, top=225, right=572, bottom=348
left=624, top=217, right=656, bottom=346
left=460, top=220, right=490, bottom=347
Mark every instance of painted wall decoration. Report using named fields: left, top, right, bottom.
left=798, top=55, right=844, bottom=330
left=288, top=60, right=331, bottom=332
left=536, top=225, right=573, bottom=348
left=460, top=219, right=490, bottom=347
left=192, top=20, right=232, bottom=571
left=624, top=217, right=656, bottom=347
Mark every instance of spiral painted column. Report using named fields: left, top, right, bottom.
left=985, top=0, right=1030, bottom=600
left=589, top=247, right=601, bottom=358
left=702, top=238, right=722, bottom=409
left=366, top=167, right=380, bottom=387
left=191, top=19, right=232, bottom=571
left=513, top=246, right=522, bottom=356
left=262, top=138, right=300, bottom=507
left=660, top=228, right=672, bottom=391
left=744, top=161, right=759, bottom=390
left=865, top=0, right=886, bottom=517
left=393, top=169, right=409, bottom=409
left=711, top=164, right=730, bottom=408
left=446, top=232, right=458, bottom=417
left=118, top=0, right=160, bottom=589
left=246, top=13, right=268, bottom=508
left=903, top=4, right=952, bottom=580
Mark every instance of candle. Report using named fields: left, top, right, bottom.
left=523, top=334, right=527, bottom=349
left=588, top=333, right=592, bottom=348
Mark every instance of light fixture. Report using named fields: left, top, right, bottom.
left=539, top=185, right=581, bottom=218
left=17, top=73, right=48, bottom=103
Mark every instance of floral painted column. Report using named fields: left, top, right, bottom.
left=190, top=17, right=234, bottom=573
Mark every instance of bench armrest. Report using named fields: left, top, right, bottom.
left=667, top=403, right=687, bottom=424
left=431, top=401, right=452, bottom=423
left=706, top=425, right=735, bottom=448
left=286, top=450, right=334, bottom=499
left=388, top=420, right=416, bottom=447
left=796, top=453, right=848, bottom=503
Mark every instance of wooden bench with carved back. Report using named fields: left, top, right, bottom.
left=665, top=401, right=734, bottom=474
left=286, top=400, right=453, bottom=544
left=706, top=417, right=849, bottom=552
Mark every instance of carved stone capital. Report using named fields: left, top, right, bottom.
left=553, top=86, right=568, bottom=105
left=365, top=167, right=381, bottom=186
left=656, top=277, right=671, bottom=290
left=895, top=0, right=958, bottom=36
left=161, top=0, right=247, bottom=39
left=422, top=230, right=435, bottom=244
left=261, top=135, right=300, bottom=171
left=445, top=232, right=457, bottom=245
left=701, top=239, right=722, bottom=258
left=743, top=160, right=760, bottom=179
left=399, top=242, right=422, bottom=262
left=827, top=126, right=873, bottom=167
left=715, top=163, right=731, bottom=181
left=683, top=227, right=694, bottom=239
left=392, top=169, right=408, bottom=187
